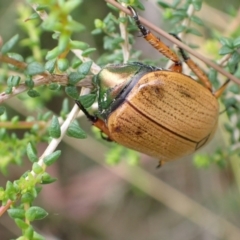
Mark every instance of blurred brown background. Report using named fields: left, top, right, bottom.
left=0, top=0, right=240, bottom=240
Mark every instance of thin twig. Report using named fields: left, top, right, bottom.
left=0, top=54, right=27, bottom=69
left=30, top=102, right=81, bottom=177
left=0, top=121, right=46, bottom=129
left=105, top=0, right=240, bottom=85
left=119, top=2, right=130, bottom=63
left=0, top=199, right=14, bottom=217
left=0, top=74, right=93, bottom=104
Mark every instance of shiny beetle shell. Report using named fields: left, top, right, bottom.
left=104, top=68, right=219, bottom=162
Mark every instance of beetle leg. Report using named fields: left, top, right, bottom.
left=100, top=132, right=113, bottom=142
left=170, top=33, right=213, bottom=92
left=75, top=100, right=113, bottom=140
left=156, top=159, right=166, bottom=168
left=128, top=6, right=182, bottom=73
left=214, top=64, right=238, bottom=98
left=213, top=79, right=230, bottom=98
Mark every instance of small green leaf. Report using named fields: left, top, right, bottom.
left=228, top=52, right=240, bottom=73
left=157, top=1, right=172, bottom=8
left=172, top=10, right=188, bottom=18
left=11, top=116, right=19, bottom=124
left=71, top=58, right=82, bottom=69
left=219, top=46, right=234, bottom=55
left=8, top=208, right=25, bottom=219
left=224, top=97, right=237, bottom=107
left=186, top=28, right=202, bottom=36
left=46, top=47, right=60, bottom=60
left=94, top=19, right=104, bottom=29
left=32, top=163, right=43, bottom=174
left=190, top=16, right=204, bottom=26
left=136, top=1, right=145, bottom=10
left=70, top=40, right=89, bottom=50
left=48, top=116, right=61, bottom=138
left=15, top=218, right=29, bottom=230
left=77, top=61, right=92, bottom=75
left=27, top=13, right=39, bottom=20
left=106, top=145, right=122, bottom=165
left=25, top=78, right=34, bottom=89
left=193, top=154, right=210, bottom=168
left=41, top=172, right=57, bottom=184
left=60, top=0, right=82, bottom=13
left=25, top=206, right=48, bottom=221
left=191, top=0, right=202, bottom=11
left=68, top=72, right=85, bottom=85
left=233, top=37, right=240, bottom=48
left=219, top=37, right=233, bottom=48
left=36, top=5, right=48, bottom=11
left=43, top=150, right=61, bottom=166
left=26, top=62, right=45, bottom=76
left=81, top=48, right=96, bottom=57
left=78, top=94, right=96, bottom=108
left=0, top=106, right=6, bottom=115
left=7, top=75, right=21, bottom=87
left=21, top=192, right=35, bottom=203
left=27, top=89, right=40, bottom=98
left=65, top=85, right=79, bottom=99
left=67, top=121, right=87, bottom=139
left=91, top=28, right=102, bottom=35
left=48, top=83, right=60, bottom=91
left=57, top=58, right=69, bottom=71
left=60, top=98, right=69, bottom=119
left=172, top=0, right=181, bottom=8
left=67, top=20, right=85, bottom=32
left=228, top=84, right=239, bottom=94
left=5, top=87, right=12, bottom=94
left=33, top=231, right=45, bottom=240
left=45, top=59, right=56, bottom=73
left=58, top=34, right=69, bottom=53
left=1, top=34, right=19, bottom=54
left=41, top=112, right=52, bottom=121
left=26, top=142, right=38, bottom=163
left=24, top=226, right=34, bottom=239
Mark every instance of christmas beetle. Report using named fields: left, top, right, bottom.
left=76, top=7, right=230, bottom=165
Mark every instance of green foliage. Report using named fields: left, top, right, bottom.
left=158, top=0, right=203, bottom=35
left=1, top=34, right=19, bottom=54
left=67, top=120, right=87, bottom=139
left=0, top=0, right=240, bottom=239
left=48, top=116, right=61, bottom=138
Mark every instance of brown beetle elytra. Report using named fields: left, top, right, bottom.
left=76, top=6, right=230, bottom=166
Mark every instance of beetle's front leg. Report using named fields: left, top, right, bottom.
left=128, top=6, right=182, bottom=73
left=75, top=100, right=114, bottom=141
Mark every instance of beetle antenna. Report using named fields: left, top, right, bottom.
left=75, top=100, right=97, bottom=123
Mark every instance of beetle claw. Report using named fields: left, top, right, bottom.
left=156, top=160, right=166, bottom=168
left=156, top=160, right=162, bottom=168
left=100, top=132, right=113, bottom=142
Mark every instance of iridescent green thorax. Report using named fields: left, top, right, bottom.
left=96, top=62, right=159, bottom=120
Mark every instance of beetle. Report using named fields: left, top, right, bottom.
left=75, top=6, right=230, bottom=166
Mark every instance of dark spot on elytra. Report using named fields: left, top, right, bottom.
left=113, top=126, right=121, bottom=133
left=135, top=130, right=142, bottom=135
left=179, top=90, right=192, bottom=99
